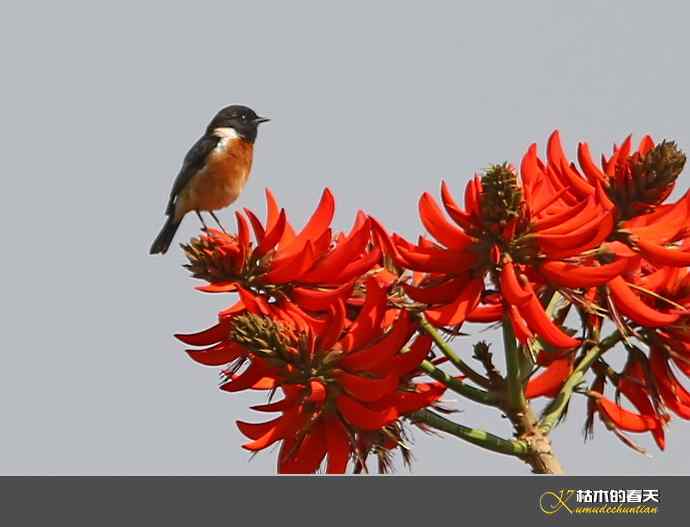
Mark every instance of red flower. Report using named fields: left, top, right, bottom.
left=578, top=134, right=685, bottom=218
left=184, top=278, right=445, bottom=473
left=372, top=133, right=606, bottom=350
left=589, top=358, right=669, bottom=451
left=177, top=188, right=387, bottom=360
left=182, top=187, right=381, bottom=318
left=525, top=356, right=573, bottom=399
left=624, top=265, right=690, bottom=421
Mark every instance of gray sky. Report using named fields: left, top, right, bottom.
left=1, top=1, right=690, bottom=475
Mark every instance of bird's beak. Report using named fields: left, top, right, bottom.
left=253, top=116, right=271, bottom=125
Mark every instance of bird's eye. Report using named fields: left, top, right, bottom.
left=241, top=114, right=247, bottom=120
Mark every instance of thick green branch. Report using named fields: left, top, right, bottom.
left=417, top=315, right=492, bottom=388
left=502, top=317, right=528, bottom=414
left=420, top=360, right=499, bottom=406
left=410, top=409, right=529, bottom=457
left=538, top=330, right=622, bottom=435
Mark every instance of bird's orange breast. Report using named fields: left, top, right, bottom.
left=175, top=138, right=254, bottom=220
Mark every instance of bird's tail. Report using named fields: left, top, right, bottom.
left=150, top=215, right=182, bottom=255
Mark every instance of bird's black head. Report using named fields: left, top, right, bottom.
left=207, top=105, right=270, bottom=143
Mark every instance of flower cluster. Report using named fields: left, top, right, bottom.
left=173, top=130, right=690, bottom=473
left=177, top=190, right=445, bottom=473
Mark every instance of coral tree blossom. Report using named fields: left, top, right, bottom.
left=177, top=190, right=445, bottom=473
left=171, top=130, right=690, bottom=473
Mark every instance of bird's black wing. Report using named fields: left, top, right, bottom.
left=165, top=134, right=220, bottom=215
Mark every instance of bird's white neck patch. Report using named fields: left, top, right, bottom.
left=213, top=127, right=239, bottom=152
left=213, top=127, right=239, bottom=140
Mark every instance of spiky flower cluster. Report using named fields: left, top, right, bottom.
left=173, top=130, right=690, bottom=473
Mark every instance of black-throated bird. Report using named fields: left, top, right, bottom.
left=150, top=105, right=269, bottom=255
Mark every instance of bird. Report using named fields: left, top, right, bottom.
left=150, top=105, right=270, bottom=255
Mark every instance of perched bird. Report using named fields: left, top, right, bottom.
left=150, top=105, right=270, bottom=254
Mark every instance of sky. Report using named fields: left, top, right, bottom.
left=1, top=1, right=690, bottom=475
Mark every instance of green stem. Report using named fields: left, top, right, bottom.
left=410, top=409, right=529, bottom=457
left=538, top=330, right=622, bottom=435
left=502, top=317, right=528, bottom=413
left=417, top=315, right=492, bottom=388
left=420, top=360, right=499, bottom=406
left=545, top=290, right=565, bottom=317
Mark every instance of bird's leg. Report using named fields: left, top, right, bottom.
left=209, top=211, right=229, bottom=234
left=195, top=210, right=209, bottom=232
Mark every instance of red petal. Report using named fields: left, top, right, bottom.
left=397, top=244, right=477, bottom=274
left=520, top=143, right=544, bottom=197
left=262, top=241, right=317, bottom=284
left=525, top=357, right=572, bottom=398
left=618, top=362, right=666, bottom=449
left=175, top=321, right=230, bottom=346
left=264, top=188, right=281, bottom=232
left=557, top=157, right=594, bottom=198
left=546, top=130, right=567, bottom=174
left=466, top=303, right=504, bottom=322
left=251, top=396, right=300, bottom=413
left=651, top=348, right=690, bottom=407
left=233, top=286, right=265, bottom=315
left=300, top=219, right=371, bottom=283
left=425, top=277, right=484, bottom=326
left=331, top=247, right=382, bottom=284
left=535, top=212, right=604, bottom=250
left=440, top=180, right=473, bottom=229
left=340, top=278, right=387, bottom=352
left=335, top=395, right=398, bottom=430
left=393, top=382, right=446, bottom=414
left=221, top=361, right=271, bottom=393
left=636, top=266, right=676, bottom=292
left=237, top=417, right=281, bottom=440
left=536, top=197, right=599, bottom=235
left=541, top=209, right=615, bottom=259
left=319, top=299, right=347, bottom=351
left=276, top=188, right=335, bottom=260
left=517, top=291, right=580, bottom=350
left=291, top=282, right=354, bottom=312
left=235, top=211, right=250, bottom=270
left=393, top=334, right=433, bottom=376
left=218, top=299, right=246, bottom=319
left=532, top=197, right=590, bottom=231
left=186, top=341, right=245, bottom=366
left=369, top=216, right=410, bottom=269
left=500, top=261, right=532, bottom=305
left=638, top=135, right=655, bottom=155
left=255, top=209, right=287, bottom=258
left=418, top=192, right=473, bottom=249
left=539, top=258, right=631, bottom=289
left=626, top=193, right=690, bottom=244
left=244, top=208, right=265, bottom=245
left=337, top=371, right=399, bottom=402
left=325, top=417, right=351, bottom=474
left=308, top=380, right=327, bottom=403
left=608, top=276, right=680, bottom=327
left=597, top=397, right=656, bottom=432
left=577, top=142, right=606, bottom=185
left=636, top=238, right=690, bottom=267
left=195, top=281, right=238, bottom=293
left=242, top=409, right=304, bottom=451
left=252, top=377, right=277, bottom=390
left=402, top=274, right=471, bottom=305
left=279, top=422, right=328, bottom=474
left=464, top=176, right=482, bottom=217
left=508, top=304, right=533, bottom=344
left=340, top=310, right=413, bottom=372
